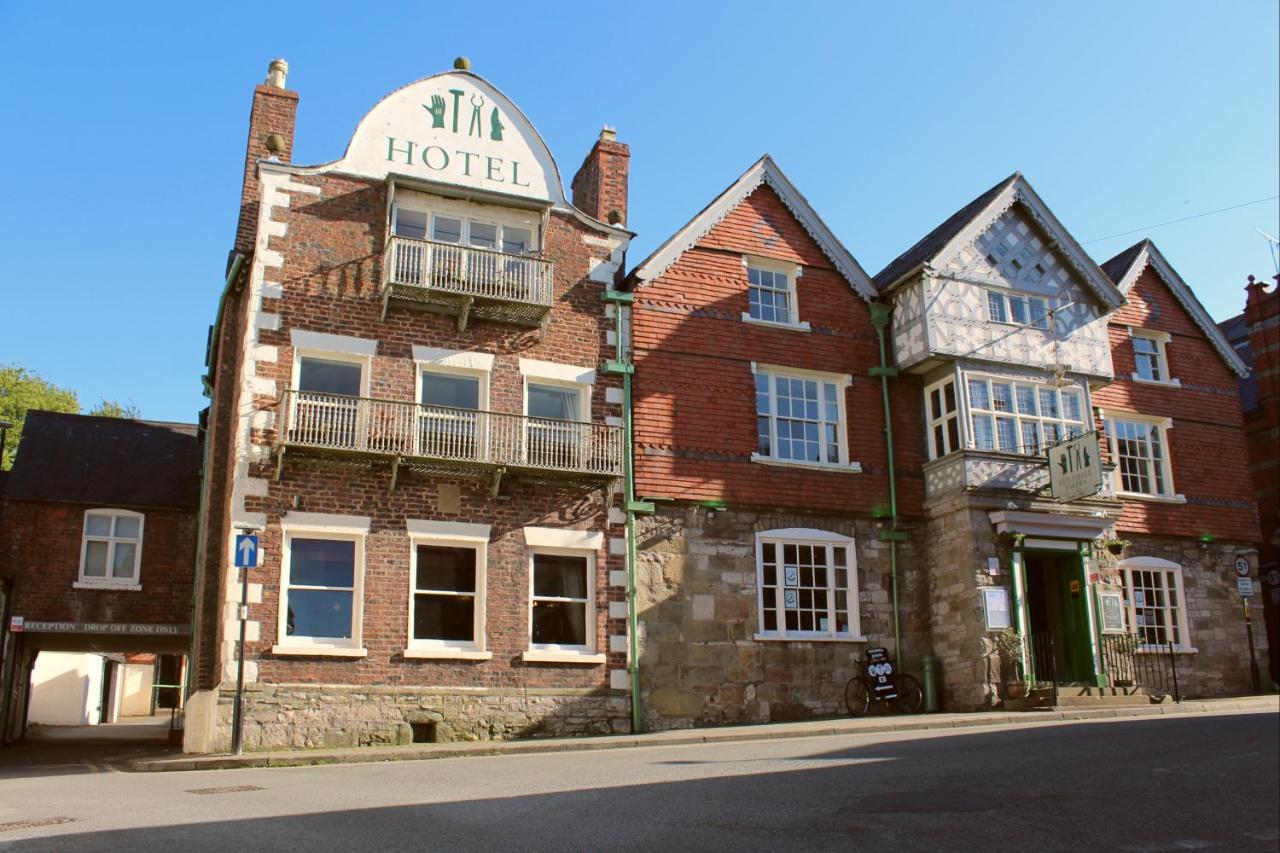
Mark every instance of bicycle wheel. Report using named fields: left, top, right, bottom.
left=844, top=677, right=871, bottom=717
left=891, top=674, right=924, bottom=714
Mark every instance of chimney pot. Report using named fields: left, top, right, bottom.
left=600, top=125, right=617, bottom=141
left=266, top=58, right=289, bottom=89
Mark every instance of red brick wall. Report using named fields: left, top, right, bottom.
left=571, top=135, right=630, bottom=227
left=632, top=184, right=924, bottom=517
left=235, top=85, right=298, bottom=254
left=1092, top=266, right=1260, bottom=542
left=0, top=500, right=195, bottom=625
left=207, top=166, right=627, bottom=689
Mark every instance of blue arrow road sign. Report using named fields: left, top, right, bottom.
left=234, top=534, right=259, bottom=569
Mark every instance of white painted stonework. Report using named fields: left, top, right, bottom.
left=336, top=72, right=564, bottom=204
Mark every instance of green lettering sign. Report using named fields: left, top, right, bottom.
left=422, top=145, right=450, bottom=171
left=386, top=137, right=416, bottom=165
left=486, top=156, right=503, bottom=182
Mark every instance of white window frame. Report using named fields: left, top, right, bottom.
left=290, top=348, right=372, bottom=398
left=753, top=528, right=863, bottom=642
left=964, top=372, right=1087, bottom=456
left=985, top=287, right=1051, bottom=330
left=273, top=513, right=370, bottom=658
left=1128, top=328, right=1180, bottom=387
left=405, top=520, right=492, bottom=660
left=76, top=509, right=144, bottom=590
left=924, top=376, right=961, bottom=460
left=391, top=198, right=541, bottom=255
left=522, top=527, right=604, bottom=664
left=741, top=256, right=810, bottom=331
left=750, top=363, right=860, bottom=472
left=1119, top=556, right=1195, bottom=653
left=1098, top=409, right=1185, bottom=503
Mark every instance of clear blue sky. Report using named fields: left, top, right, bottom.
left=2, top=1, right=1276, bottom=422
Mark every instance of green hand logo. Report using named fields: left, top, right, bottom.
left=422, top=95, right=446, bottom=129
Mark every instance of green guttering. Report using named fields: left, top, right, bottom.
left=186, top=252, right=246, bottom=702
left=867, top=301, right=904, bottom=661
left=603, top=288, right=647, bottom=733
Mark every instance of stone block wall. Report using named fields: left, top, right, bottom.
left=635, top=505, right=927, bottom=731
left=213, top=684, right=629, bottom=752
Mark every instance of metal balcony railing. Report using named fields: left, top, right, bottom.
left=381, top=236, right=555, bottom=329
left=278, top=390, right=622, bottom=478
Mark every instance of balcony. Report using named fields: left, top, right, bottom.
left=924, top=449, right=1117, bottom=502
left=274, top=390, right=622, bottom=493
left=380, top=236, right=555, bottom=332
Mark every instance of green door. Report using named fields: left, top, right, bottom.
left=1025, top=550, right=1096, bottom=683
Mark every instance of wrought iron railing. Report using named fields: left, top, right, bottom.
left=1101, top=633, right=1180, bottom=701
left=278, top=390, right=622, bottom=477
left=383, top=236, right=555, bottom=307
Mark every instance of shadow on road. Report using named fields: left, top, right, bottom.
left=3, top=713, right=1277, bottom=852
left=0, top=716, right=179, bottom=778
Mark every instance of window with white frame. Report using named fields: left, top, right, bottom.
left=966, top=375, right=1086, bottom=455
left=746, top=263, right=798, bottom=326
left=277, top=518, right=367, bottom=652
left=520, top=360, right=593, bottom=471
left=1130, top=329, right=1175, bottom=385
left=419, top=368, right=484, bottom=459
left=986, top=289, right=1050, bottom=330
left=393, top=205, right=536, bottom=255
left=530, top=552, right=593, bottom=651
left=754, top=367, right=850, bottom=466
left=1104, top=415, right=1175, bottom=498
left=755, top=530, right=861, bottom=640
left=924, top=377, right=960, bottom=460
left=79, top=509, right=143, bottom=586
left=291, top=352, right=368, bottom=450
left=1120, top=558, right=1191, bottom=650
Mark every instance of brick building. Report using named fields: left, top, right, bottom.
left=0, top=411, right=199, bottom=741
left=1221, top=275, right=1280, bottom=685
left=626, top=157, right=930, bottom=727
left=187, top=60, right=636, bottom=752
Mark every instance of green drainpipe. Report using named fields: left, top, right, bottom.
left=867, top=302, right=903, bottom=662
left=185, top=253, right=246, bottom=703
left=602, top=289, right=651, bottom=733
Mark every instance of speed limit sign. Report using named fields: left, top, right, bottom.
left=1235, top=556, right=1251, bottom=577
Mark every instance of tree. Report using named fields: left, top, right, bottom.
left=88, top=398, right=142, bottom=419
left=0, top=364, right=79, bottom=470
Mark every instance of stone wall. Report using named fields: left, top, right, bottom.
left=1093, top=536, right=1268, bottom=698
left=210, top=683, right=630, bottom=752
left=635, top=505, right=927, bottom=731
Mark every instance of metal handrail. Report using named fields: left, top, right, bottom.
left=278, top=389, right=622, bottom=477
left=383, top=235, right=555, bottom=306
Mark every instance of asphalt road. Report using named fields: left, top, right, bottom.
left=1, top=709, right=1276, bottom=852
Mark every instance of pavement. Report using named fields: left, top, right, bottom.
left=129, top=693, right=1279, bottom=772
left=0, top=705, right=1276, bottom=851
left=0, top=715, right=181, bottom=772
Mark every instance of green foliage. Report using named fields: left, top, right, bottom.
left=0, top=364, right=79, bottom=470
left=88, top=398, right=142, bottom=419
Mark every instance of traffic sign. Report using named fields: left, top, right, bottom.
left=1237, top=577, right=1254, bottom=597
left=1234, top=556, right=1251, bottom=577
left=234, top=534, right=259, bottom=569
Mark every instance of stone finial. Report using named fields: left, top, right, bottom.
left=453, top=56, right=471, bottom=70
left=266, top=58, right=289, bottom=89
left=263, top=133, right=286, bottom=156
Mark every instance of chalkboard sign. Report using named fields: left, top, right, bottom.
left=866, top=647, right=897, bottom=700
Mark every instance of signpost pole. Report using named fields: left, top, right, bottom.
left=231, top=563, right=248, bottom=755
left=1244, top=594, right=1260, bottom=694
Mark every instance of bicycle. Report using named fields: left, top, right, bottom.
left=844, top=648, right=924, bottom=716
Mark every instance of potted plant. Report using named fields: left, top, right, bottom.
left=992, top=628, right=1027, bottom=695
left=998, top=531, right=1026, bottom=549
left=1101, top=538, right=1130, bottom=556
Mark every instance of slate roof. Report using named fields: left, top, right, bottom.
left=872, top=173, right=1018, bottom=291
left=4, top=411, right=200, bottom=509
left=1098, top=240, right=1147, bottom=288
left=1218, top=312, right=1258, bottom=412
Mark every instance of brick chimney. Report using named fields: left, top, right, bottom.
left=234, top=59, right=299, bottom=254
left=571, top=126, right=630, bottom=227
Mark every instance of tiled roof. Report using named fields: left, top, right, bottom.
left=4, top=411, right=200, bottom=509
left=872, top=173, right=1018, bottom=290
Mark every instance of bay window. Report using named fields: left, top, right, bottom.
left=966, top=375, right=1086, bottom=455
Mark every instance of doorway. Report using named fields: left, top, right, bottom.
left=1023, top=550, right=1094, bottom=683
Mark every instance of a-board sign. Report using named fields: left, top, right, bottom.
left=866, top=647, right=897, bottom=700
left=1048, top=431, right=1103, bottom=503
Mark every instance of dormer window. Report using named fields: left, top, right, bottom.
left=1129, top=329, right=1178, bottom=386
left=742, top=258, right=809, bottom=331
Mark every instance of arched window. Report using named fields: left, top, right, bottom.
left=1118, top=556, right=1192, bottom=652
left=78, top=509, right=144, bottom=588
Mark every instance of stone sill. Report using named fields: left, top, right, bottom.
left=1130, top=374, right=1181, bottom=388
left=753, top=633, right=868, bottom=644
left=741, top=313, right=812, bottom=333
left=1116, top=492, right=1187, bottom=504
left=522, top=650, right=606, bottom=664
left=403, top=648, right=493, bottom=661
left=74, top=580, right=142, bottom=591
left=271, top=645, right=368, bottom=658
left=750, top=454, right=863, bottom=474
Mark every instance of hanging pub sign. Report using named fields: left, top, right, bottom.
left=866, top=647, right=897, bottom=700
left=1048, top=431, right=1104, bottom=503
